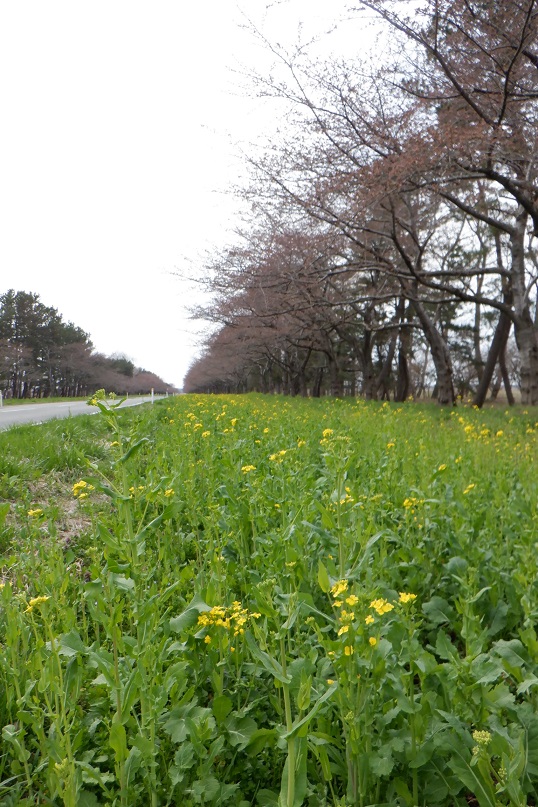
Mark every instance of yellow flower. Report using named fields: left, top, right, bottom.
left=164, top=489, right=174, bottom=497
left=369, top=637, right=377, bottom=647
left=110, top=440, right=120, bottom=447
left=345, top=594, right=359, bottom=606
left=28, top=508, right=43, bottom=518
left=297, top=439, right=306, bottom=447
left=438, top=464, right=447, bottom=471
left=496, top=430, right=504, bottom=437
left=365, top=614, right=375, bottom=625
left=337, top=625, right=350, bottom=636
left=204, top=635, right=212, bottom=644
left=327, top=678, right=335, bottom=685
left=398, top=592, right=417, bottom=604
left=322, top=428, right=333, bottom=438
left=370, top=598, right=394, bottom=616
left=25, top=595, right=50, bottom=613
left=386, top=442, right=395, bottom=449
left=463, top=483, right=475, bottom=495
left=241, top=465, right=256, bottom=473
left=201, top=431, right=210, bottom=438
left=331, top=579, right=348, bottom=598
left=344, top=645, right=354, bottom=656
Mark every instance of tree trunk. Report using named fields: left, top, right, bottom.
left=511, top=209, right=538, bottom=405
left=473, top=310, right=512, bottom=407
left=410, top=298, right=455, bottom=405
left=499, top=345, right=515, bottom=405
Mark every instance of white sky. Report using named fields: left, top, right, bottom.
left=0, top=1, right=373, bottom=388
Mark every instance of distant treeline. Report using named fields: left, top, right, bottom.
left=0, top=290, right=175, bottom=398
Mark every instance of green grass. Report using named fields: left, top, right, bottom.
left=0, top=393, right=537, bottom=806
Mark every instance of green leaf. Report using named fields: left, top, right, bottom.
left=117, top=437, right=150, bottom=465
left=121, top=669, right=141, bottom=723
left=282, top=683, right=338, bottom=740
left=256, top=790, right=279, bottom=807
left=279, top=736, right=307, bottom=807
left=422, top=596, right=454, bottom=625
left=0, top=502, right=10, bottom=527
left=58, top=629, right=86, bottom=657
left=246, top=728, right=277, bottom=756
left=317, top=561, right=330, bottom=594
left=492, top=639, right=527, bottom=668
left=212, top=695, right=233, bottom=724
left=77, top=792, right=100, bottom=807
left=224, top=714, right=258, bottom=749
left=108, top=573, right=135, bottom=592
left=170, top=595, right=211, bottom=634
left=109, top=721, right=128, bottom=763
left=445, top=737, right=496, bottom=807
left=245, top=632, right=291, bottom=685
left=369, top=747, right=395, bottom=777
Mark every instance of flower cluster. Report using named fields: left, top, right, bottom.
left=25, top=595, right=50, bottom=614
left=369, top=598, right=394, bottom=616
left=197, top=601, right=261, bottom=639
left=72, top=480, right=94, bottom=500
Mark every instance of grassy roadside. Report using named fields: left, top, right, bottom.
left=0, top=394, right=537, bottom=806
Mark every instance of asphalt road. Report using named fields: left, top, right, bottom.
left=0, top=396, right=163, bottom=431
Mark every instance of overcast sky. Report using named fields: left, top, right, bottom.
left=0, top=1, right=372, bottom=388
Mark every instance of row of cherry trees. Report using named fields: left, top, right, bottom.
left=0, top=290, right=173, bottom=398
left=185, top=0, right=538, bottom=405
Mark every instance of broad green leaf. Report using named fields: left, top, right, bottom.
left=317, top=561, right=330, bottom=594
left=224, top=714, right=258, bottom=749
left=58, top=629, right=86, bottom=657
left=279, top=736, right=307, bottom=807
left=212, top=695, right=233, bottom=724
left=170, top=595, right=211, bottom=634
left=445, top=737, right=496, bottom=807
left=256, top=789, right=279, bottom=807
left=109, top=721, right=128, bottom=763
left=245, top=632, right=290, bottom=684
left=422, top=596, right=454, bottom=625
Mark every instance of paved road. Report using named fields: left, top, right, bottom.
left=0, top=397, right=163, bottom=431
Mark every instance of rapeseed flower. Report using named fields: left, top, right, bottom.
left=331, top=579, right=348, bottom=598
left=241, top=465, right=256, bottom=473
left=28, top=508, right=43, bottom=517
left=398, top=592, right=417, bottom=604
left=369, top=598, right=394, bottom=616
left=25, top=595, right=50, bottom=613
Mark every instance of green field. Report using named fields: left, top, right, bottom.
left=0, top=394, right=537, bottom=807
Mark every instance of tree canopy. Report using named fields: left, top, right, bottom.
left=0, top=290, right=175, bottom=398
left=185, top=0, right=538, bottom=406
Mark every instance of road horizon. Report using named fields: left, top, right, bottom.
left=0, top=396, right=164, bottom=431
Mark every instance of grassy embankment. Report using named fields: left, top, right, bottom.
left=0, top=393, right=537, bottom=807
